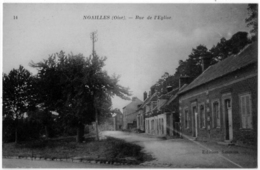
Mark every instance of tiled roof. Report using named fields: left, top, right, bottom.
left=139, top=92, right=157, bottom=109
left=180, top=42, right=258, bottom=94
left=122, top=97, right=143, bottom=115
left=159, top=87, right=179, bottom=100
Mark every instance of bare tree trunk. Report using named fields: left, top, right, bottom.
left=95, top=107, right=99, bottom=141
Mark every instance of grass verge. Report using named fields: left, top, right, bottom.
left=3, top=135, right=154, bottom=164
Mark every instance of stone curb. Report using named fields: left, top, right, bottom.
left=3, top=156, right=140, bottom=166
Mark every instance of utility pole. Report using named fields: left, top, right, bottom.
left=90, top=31, right=98, bottom=57
left=90, top=31, right=99, bottom=141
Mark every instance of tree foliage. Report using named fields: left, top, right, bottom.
left=3, top=65, right=37, bottom=143
left=30, top=51, right=131, bottom=142
left=173, top=45, right=211, bottom=82
left=245, top=4, right=258, bottom=38
left=3, top=66, right=37, bottom=118
left=210, top=32, right=251, bottom=63
left=151, top=31, right=252, bottom=92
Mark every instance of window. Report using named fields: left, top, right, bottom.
left=151, top=120, right=154, bottom=131
left=240, top=93, right=253, bottom=129
left=212, top=100, right=221, bottom=128
left=184, top=108, right=189, bottom=129
left=200, top=104, right=206, bottom=128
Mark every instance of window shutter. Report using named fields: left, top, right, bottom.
left=184, top=109, right=186, bottom=128
left=240, top=96, right=246, bottom=128
left=200, top=109, right=202, bottom=128
left=201, top=106, right=205, bottom=128
left=201, top=111, right=203, bottom=128
left=187, top=110, right=189, bottom=128
left=203, top=107, right=206, bottom=128
left=198, top=109, right=201, bottom=128
left=216, top=103, right=220, bottom=128
left=211, top=103, right=214, bottom=128
left=246, top=95, right=253, bottom=129
left=189, top=111, right=191, bottom=128
left=185, top=109, right=188, bottom=128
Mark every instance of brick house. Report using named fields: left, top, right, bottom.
left=122, top=97, right=143, bottom=130
left=178, top=42, right=257, bottom=145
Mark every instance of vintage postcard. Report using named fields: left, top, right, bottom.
left=2, top=2, right=258, bottom=168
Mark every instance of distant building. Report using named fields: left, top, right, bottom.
left=139, top=75, right=182, bottom=137
left=143, top=86, right=180, bottom=137
left=122, top=97, right=143, bottom=130
left=112, top=110, right=123, bottom=130
left=179, top=42, right=257, bottom=146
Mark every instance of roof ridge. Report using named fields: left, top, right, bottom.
left=179, top=42, right=257, bottom=94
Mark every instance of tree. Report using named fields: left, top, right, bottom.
left=31, top=51, right=131, bottom=143
left=3, top=65, right=37, bottom=143
left=174, top=45, right=211, bottom=81
left=210, top=32, right=251, bottom=63
left=245, top=4, right=258, bottom=40
left=167, top=32, right=251, bottom=93
left=26, top=109, right=55, bottom=138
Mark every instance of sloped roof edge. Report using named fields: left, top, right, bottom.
left=179, top=42, right=257, bottom=94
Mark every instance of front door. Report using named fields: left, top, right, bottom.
left=194, top=112, right=198, bottom=138
left=224, top=98, right=233, bottom=141
left=192, top=106, right=198, bottom=138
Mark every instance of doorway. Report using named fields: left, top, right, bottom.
left=222, top=96, right=233, bottom=141
left=192, top=105, right=198, bottom=138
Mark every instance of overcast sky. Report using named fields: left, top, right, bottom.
left=3, top=3, right=251, bottom=110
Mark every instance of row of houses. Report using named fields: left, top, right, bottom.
left=122, top=42, right=257, bottom=146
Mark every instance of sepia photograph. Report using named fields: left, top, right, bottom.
left=2, top=2, right=258, bottom=168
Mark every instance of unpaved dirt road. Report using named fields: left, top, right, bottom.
left=102, top=131, right=257, bottom=168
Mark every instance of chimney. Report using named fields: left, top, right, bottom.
left=179, top=76, right=192, bottom=89
left=202, top=56, right=211, bottom=72
left=166, top=85, right=173, bottom=92
left=143, top=91, right=147, bottom=101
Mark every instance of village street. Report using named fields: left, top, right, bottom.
left=102, top=131, right=257, bottom=168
